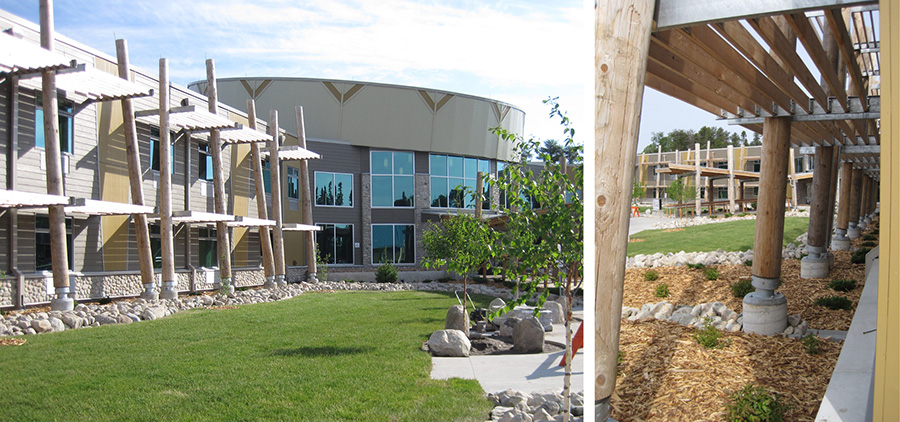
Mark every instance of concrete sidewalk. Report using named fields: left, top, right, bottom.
left=431, top=309, right=584, bottom=394
left=629, top=215, right=669, bottom=235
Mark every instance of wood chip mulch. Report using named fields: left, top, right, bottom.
left=0, top=338, right=26, bottom=346
left=208, top=305, right=238, bottom=310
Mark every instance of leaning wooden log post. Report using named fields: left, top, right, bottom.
left=833, top=161, right=854, bottom=249
left=801, top=146, right=834, bottom=278
left=269, top=110, right=286, bottom=284
left=116, top=39, right=156, bottom=300
left=655, top=145, right=661, bottom=199
left=594, top=0, right=654, bottom=419
left=707, top=176, right=714, bottom=216
left=204, top=59, right=233, bottom=294
left=694, top=143, right=701, bottom=217
left=858, top=175, right=870, bottom=229
left=824, top=145, right=841, bottom=264
left=789, top=148, right=798, bottom=210
left=475, top=171, right=484, bottom=219
left=295, top=106, right=317, bottom=283
left=743, top=116, right=791, bottom=335
left=847, top=167, right=863, bottom=239
left=727, top=145, right=736, bottom=213
left=40, top=0, right=72, bottom=311
left=157, top=58, right=177, bottom=299
left=247, top=100, right=276, bottom=288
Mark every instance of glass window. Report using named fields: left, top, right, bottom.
left=751, top=160, right=761, bottom=172
left=287, top=166, right=300, bottom=199
left=35, top=96, right=74, bottom=154
left=429, top=153, right=491, bottom=209
left=149, top=224, right=162, bottom=269
left=316, top=223, right=354, bottom=264
left=34, top=216, right=73, bottom=271
left=717, top=188, right=728, bottom=199
left=370, top=151, right=414, bottom=207
left=150, top=128, right=174, bottom=174
left=198, top=227, right=217, bottom=268
left=315, top=172, right=353, bottom=207
left=198, top=143, right=213, bottom=181
left=262, top=160, right=271, bottom=194
left=372, top=224, right=414, bottom=264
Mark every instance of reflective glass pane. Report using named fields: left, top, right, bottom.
left=335, top=224, right=353, bottom=264
left=478, top=159, right=490, bottom=174
left=372, top=225, right=394, bottom=263
left=449, top=178, right=465, bottom=208
left=448, top=156, right=464, bottom=177
left=335, top=173, right=353, bottom=207
left=371, top=151, right=392, bottom=174
left=315, top=173, right=333, bottom=205
left=464, top=157, right=477, bottom=179
left=430, top=177, right=448, bottom=208
left=394, top=176, right=414, bottom=206
left=316, top=224, right=335, bottom=263
left=430, top=154, right=447, bottom=176
left=395, top=225, right=415, bottom=264
left=394, top=152, right=413, bottom=175
left=35, top=107, right=45, bottom=148
left=372, top=175, right=394, bottom=207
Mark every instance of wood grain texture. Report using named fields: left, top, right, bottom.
left=836, top=161, right=853, bottom=230
left=247, top=100, right=275, bottom=278
left=848, top=167, right=862, bottom=224
left=206, top=59, right=232, bottom=279
left=269, top=110, right=286, bottom=277
left=158, top=58, right=176, bottom=284
left=594, top=0, right=654, bottom=402
left=295, top=106, right=316, bottom=274
left=752, top=117, right=791, bottom=279
left=807, top=146, right=834, bottom=248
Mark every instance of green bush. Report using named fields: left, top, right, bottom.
left=829, top=279, right=857, bottom=292
left=814, top=296, right=853, bottom=311
left=686, top=263, right=706, bottom=270
left=724, top=212, right=733, bottom=218
left=861, top=241, right=877, bottom=247
left=654, top=283, right=670, bottom=298
left=375, top=262, right=399, bottom=283
left=726, top=383, right=789, bottom=422
left=693, top=318, right=727, bottom=349
left=850, top=248, right=870, bottom=264
left=863, top=234, right=877, bottom=241
left=644, top=270, right=659, bottom=282
left=801, top=334, right=821, bottom=355
left=704, top=267, right=720, bottom=281
left=743, top=259, right=753, bottom=267
left=731, top=278, right=754, bottom=298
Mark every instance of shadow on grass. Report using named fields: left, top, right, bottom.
left=270, top=346, right=374, bottom=357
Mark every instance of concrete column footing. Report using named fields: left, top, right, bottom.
left=263, top=276, right=276, bottom=289
left=50, top=287, right=74, bottom=311
left=159, top=281, right=178, bottom=300
left=140, top=283, right=159, bottom=301
left=801, top=255, right=830, bottom=278
left=848, top=225, right=861, bottom=239
left=832, top=237, right=851, bottom=251
left=743, top=290, right=788, bottom=335
left=858, top=220, right=867, bottom=230
left=307, top=272, right=318, bottom=283
left=275, top=275, right=286, bottom=287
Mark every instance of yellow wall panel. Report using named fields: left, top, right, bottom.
left=96, top=99, right=131, bottom=271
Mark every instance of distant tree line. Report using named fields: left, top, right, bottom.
left=641, top=126, right=762, bottom=154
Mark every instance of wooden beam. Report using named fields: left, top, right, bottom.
left=646, top=59, right=740, bottom=116
left=594, top=0, right=654, bottom=414
left=115, top=39, right=155, bottom=297
left=295, top=106, right=317, bottom=281
left=787, top=13, right=849, bottom=111
left=825, top=9, right=869, bottom=110
left=247, top=99, right=276, bottom=285
left=644, top=73, right=723, bottom=116
left=205, top=59, right=232, bottom=288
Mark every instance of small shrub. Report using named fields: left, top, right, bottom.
left=644, top=270, right=659, bottom=282
left=725, top=212, right=733, bottom=218
left=375, top=261, right=398, bottom=283
left=97, top=297, right=112, bottom=305
left=801, top=334, right=821, bottom=355
left=814, top=296, right=853, bottom=311
left=850, top=248, right=870, bottom=264
left=704, top=267, right=720, bottom=280
left=438, top=277, right=453, bottom=283
left=731, top=278, right=754, bottom=298
left=863, top=234, right=877, bottom=241
left=726, top=383, right=789, bottom=422
left=861, top=241, right=876, bottom=247
left=743, top=259, right=753, bottom=267
left=829, top=279, right=857, bottom=292
left=422, top=279, right=433, bottom=283
left=654, top=283, right=670, bottom=298
left=693, top=317, right=727, bottom=349
left=686, top=263, right=706, bottom=270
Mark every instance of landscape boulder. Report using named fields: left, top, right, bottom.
left=426, top=329, right=471, bottom=357
left=444, top=305, right=470, bottom=333
left=541, top=301, right=566, bottom=324
left=513, top=316, right=544, bottom=353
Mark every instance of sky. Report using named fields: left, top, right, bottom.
left=0, top=0, right=740, bottom=151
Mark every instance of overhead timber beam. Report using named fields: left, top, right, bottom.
left=655, top=0, right=878, bottom=31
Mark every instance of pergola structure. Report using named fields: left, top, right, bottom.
left=595, top=0, right=894, bottom=420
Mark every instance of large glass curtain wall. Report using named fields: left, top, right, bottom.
left=371, top=151, right=414, bottom=207
left=429, top=154, right=490, bottom=209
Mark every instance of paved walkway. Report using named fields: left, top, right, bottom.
left=431, top=308, right=584, bottom=394
left=629, top=215, right=669, bottom=235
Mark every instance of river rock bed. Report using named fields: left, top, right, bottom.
left=487, top=389, right=584, bottom=422
left=649, top=209, right=809, bottom=231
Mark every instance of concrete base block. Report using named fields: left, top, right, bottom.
left=307, top=272, right=318, bottom=283
left=50, top=297, right=74, bottom=311
left=832, top=237, right=851, bottom=250
left=848, top=225, right=861, bottom=239
left=801, top=256, right=830, bottom=278
left=159, top=281, right=178, bottom=300
left=262, top=276, right=276, bottom=289
left=858, top=220, right=867, bottom=230
left=743, top=291, right=788, bottom=335
left=827, top=251, right=835, bottom=269
left=140, top=283, right=159, bottom=301
left=275, top=275, right=286, bottom=287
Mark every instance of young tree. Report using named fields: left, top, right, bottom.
left=632, top=180, right=645, bottom=206
left=489, top=98, right=583, bottom=421
left=422, top=212, right=495, bottom=312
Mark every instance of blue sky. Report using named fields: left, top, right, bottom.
left=1, top=0, right=738, bottom=150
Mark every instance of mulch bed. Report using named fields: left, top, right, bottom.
left=611, top=223, right=877, bottom=421
left=0, top=338, right=26, bottom=346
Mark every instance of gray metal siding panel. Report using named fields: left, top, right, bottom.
left=371, top=208, right=414, bottom=223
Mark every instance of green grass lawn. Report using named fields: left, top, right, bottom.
left=0, top=291, right=495, bottom=422
left=627, top=217, right=809, bottom=257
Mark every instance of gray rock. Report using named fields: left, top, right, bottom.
left=47, top=317, right=66, bottom=332
left=532, top=408, right=554, bottom=422
left=444, top=305, right=469, bottom=333
left=116, top=314, right=133, bottom=324
left=426, top=329, right=471, bottom=357
left=60, top=313, right=83, bottom=329
left=142, top=306, right=167, bottom=321
left=667, top=313, right=697, bottom=326
left=499, top=317, right=521, bottom=337
left=24, top=327, right=36, bottom=335
left=126, top=313, right=141, bottom=323
left=498, top=409, right=532, bottom=422
left=788, top=314, right=802, bottom=327
left=491, top=406, right=514, bottom=419
left=95, top=314, right=118, bottom=325
left=31, top=319, right=52, bottom=333
left=537, top=401, right=561, bottom=416
left=490, top=298, right=507, bottom=313
left=541, top=301, right=566, bottom=324
left=513, top=316, right=544, bottom=353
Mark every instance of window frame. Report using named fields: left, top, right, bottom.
left=198, top=142, right=214, bottom=182
left=371, top=223, right=415, bottom=265
left=314, top=171, right=354, bottom=207
left=428, top=153, right=490, bottom=210
left=198, top=226, right=218, bottom=268
left=149, top=128, right=175, bottom=174
left=370, top=151, right=415, bottom=208
left=34, top=216, right=74, bottom=272
left=287, top=166, right=300, bottom=200
left=34, top=95, right=74, bottom=155
left=315, top=223, right=355, bottom=265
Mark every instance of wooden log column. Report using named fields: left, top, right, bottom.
left=800, top=146, right=834, bottom=278
left=247, top=100, right=276, bottom=288
left=858, top=176, right=870, bottom=229
left=789, top=148, right=798, bottom=210
left=295, top=106, right=316, bottom=283
left=694, top=143, right=701, bottom=216
left=40, top=0, right=72, bottom=311
left=847, top=167, right=863, bottom=239
left=116, top=39, right=156, bottom=300
left=594, top=0, right=654, bottom=419
left=823, top=145, right=841, bottom=267
left=157, top=58, right=177, bottom=299
left=743, top=116, right=791, bottom=335
left=269, top=111, right=286, bottom=284
left=833, top=161, right=853, bottom=249
left=655, top=145, right=661, bottom=199
left=727, top=145, right=736, bottom=213
left=204, top=59, right=233, bottom=295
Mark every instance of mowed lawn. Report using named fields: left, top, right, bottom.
left=627, top=217, right=810, bottom=257
left=0, top=291, right=494, bottom=422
